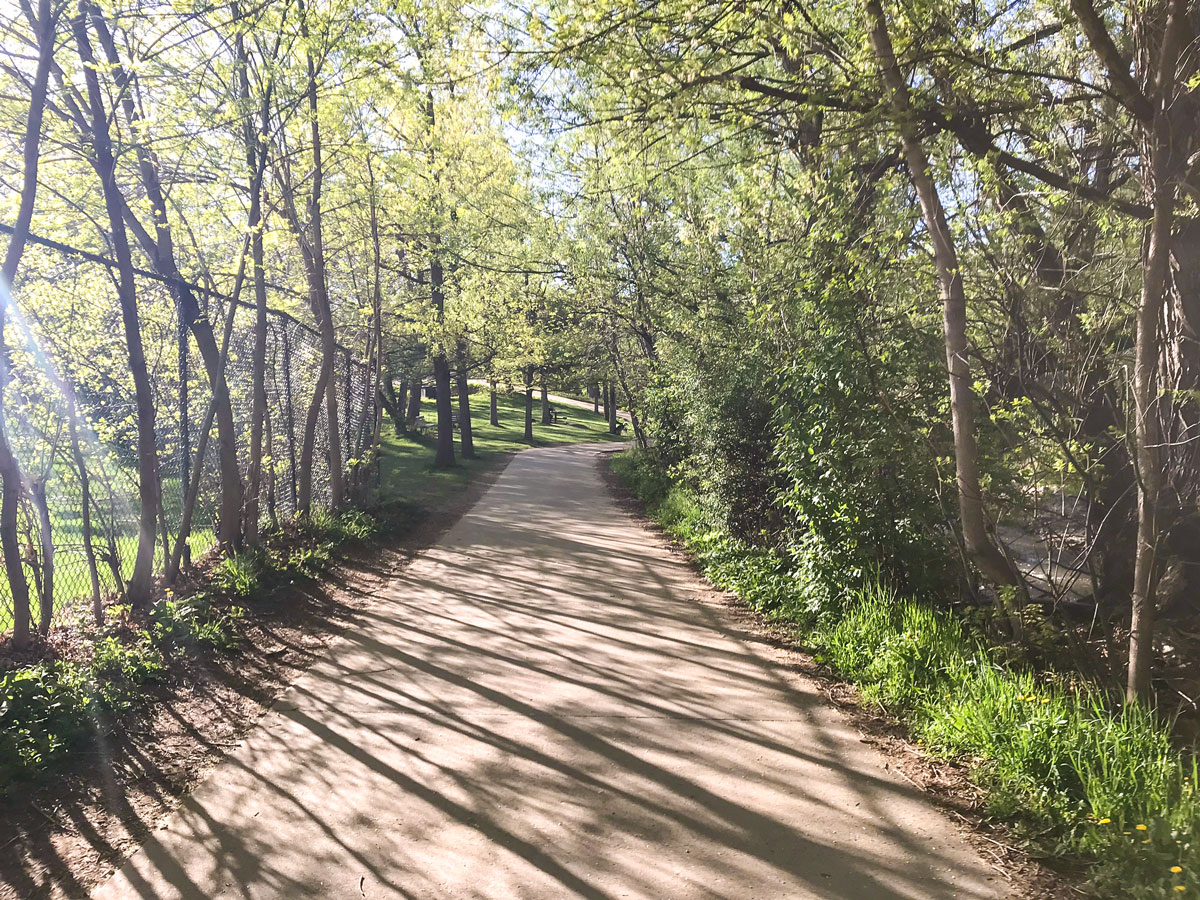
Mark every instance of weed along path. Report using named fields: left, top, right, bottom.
left=94, top=443, right=1001, bottom=900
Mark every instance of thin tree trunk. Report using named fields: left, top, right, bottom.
left=367, top=155, right=385, bottom=487
left=74, top=11, right=159, bottom=608
left=865, top=0, right=1021, bottom=602
left=381, top=377, right=406, bottom=435
left=524, top=366, right=534, bottom=443
left=608, top=384, right=618, bottom=435
left=489, top=379, right=498, bottom=426
left=288, top=0, right=343, bottom=514
left=593, top=384, right=599, bottom=414
left=264, top=400, right=279, bottom=531
left=30, top=479, right=52, bottom=635
left=89, top=5, right=243, bottom=551
left=540, top=380, right=551, bottom=425
left=601, top=380, right=610, bottom=424
left=236, top=11, right=269, bottom=545
left=456, top=344, right=476, bottom=459
left=0, top=0, right=54, bottom=646
left=1124, top=0, right=1189, bottom=700
left=170, top=281, right=242, bottom=582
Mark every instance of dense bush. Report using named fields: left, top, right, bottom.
left=640, top=268, right=956, bottom=621
left=615, top=448, right=1200, bottom=898
left=0, top=664, right=93, bottom=789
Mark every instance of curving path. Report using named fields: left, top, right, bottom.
left=94, top=443, right=1001, bottom=900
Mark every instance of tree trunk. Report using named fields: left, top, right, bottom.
left=489, top=379, right=499, bottom=426
left=236, top=13, right=270, bottom=545
left=90, top=5, right=243, bottom=551
left=865, top=0, right=1021, bottom=604
left=1127, top=75, right=1185, bottom=701
left=407, top=381, right=423, bottom=422
left=30, top=479, right=53, bottom=636
left=608, top=384, right=619, bottom=435
left=380, top=377, right=406, bottom=435
left=433, top=351, right=455, bottom=466
left=601, top=380, right=610, bottom=424
left=524, top=366, right=534, bottom=443
left=0, top=0, right=54, bottom=647
left=430, top=247, right=454, bottom=468
left=73, top=11, right=159, bottom=607
left=456, top=345, right=476, bottom=459
left=367, top=156, right=385, bottom=489
left=540, top=380, right=551, bottom=425
left=593, top=384, right=599, bottom=414
left=288, top=2, right=343, bottom=515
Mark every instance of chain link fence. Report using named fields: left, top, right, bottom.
left=0, top=257, right=374, bottom=633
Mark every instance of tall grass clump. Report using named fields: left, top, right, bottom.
left=613, top=447, right=1200, bottom=898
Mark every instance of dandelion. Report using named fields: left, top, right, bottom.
left=1016, top=695, right=1025, bottom=701
left=1172, top=866, right=1183, bottom=874
left=1137, top=824, right=1149, bottom=831
left=1098, top=818, right=1111, bottom=825
left=1175, top=887, right=1186, bottom=893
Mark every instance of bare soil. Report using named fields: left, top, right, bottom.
left=0, top=454, right=513, bottom=900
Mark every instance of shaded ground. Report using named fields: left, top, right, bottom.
left=95, top=443, right=1010, bottom=900
left=0, top=449, right=515, bottom=900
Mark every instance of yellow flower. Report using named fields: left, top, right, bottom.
left=1098, top=818, right=1111, bottom=825
left=1174, top=887, right=1186, bottom=893
left=1041, top=698, right=1051, bottom=704
left=1144, top=839, right=1152, bottom=844
left=1172, top=866, right=1183, bottom=874
left=1136, top=824, right=1149, bottom=831
left=1016, top=695, right=1025, bottom=701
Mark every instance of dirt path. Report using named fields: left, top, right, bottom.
left=94, top=443, right=1002, bottom=900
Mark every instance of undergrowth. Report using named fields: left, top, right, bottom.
left=0, top=509, right=375, bottom=795
left=613, top=449, right=1199, bottom=899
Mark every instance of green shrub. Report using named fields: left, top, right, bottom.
left=90, top=634, right=166, bottom=711
left=215, top=549, right=267, bottom=597
left=150, top=594, right=241, bottom=652
left=0, top=663, right=93, bottom=791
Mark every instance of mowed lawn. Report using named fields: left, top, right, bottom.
left=378, top=388, right=625, bottom=511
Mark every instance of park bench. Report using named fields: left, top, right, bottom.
left=549, top=407, right=569, bottom=425
left=407, top=415, right=430, bottom=435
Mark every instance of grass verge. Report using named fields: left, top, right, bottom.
left=612, top=448, right=1200, bottom=900
left=378, top=388, right=623, bottom=514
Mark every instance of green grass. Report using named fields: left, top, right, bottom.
left=612, top=447, right=1200, bottom=899
left=379, top=389, right=625, bottom=511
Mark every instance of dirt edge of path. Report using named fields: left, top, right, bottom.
left=1, top=452, right=517, bottom=900
left=598, top=453, right=1080, bottom=900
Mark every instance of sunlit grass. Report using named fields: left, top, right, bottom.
left=379, top=388, right=625, bottom=510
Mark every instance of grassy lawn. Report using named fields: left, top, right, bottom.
left=378, top=388, right=626, bottom=511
